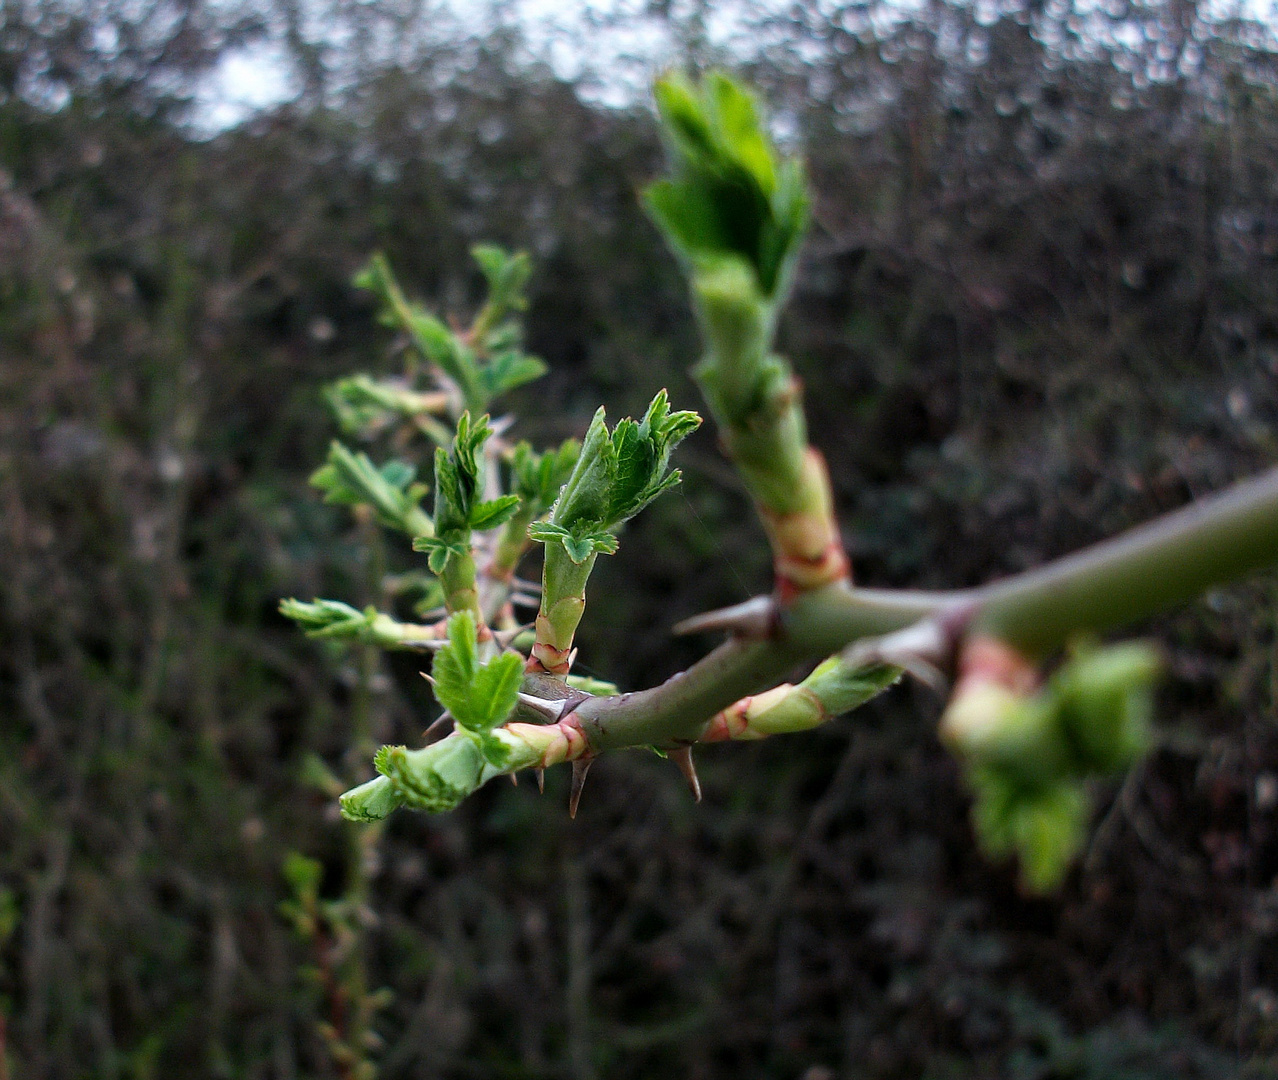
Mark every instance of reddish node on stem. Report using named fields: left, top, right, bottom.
left=956, top=635, right=1039, bottom=696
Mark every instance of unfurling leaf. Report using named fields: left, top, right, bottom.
left=374, top=738, right=486, bottom=813
left=280, top=598, right=367, bottom=636
left=970, top=771, right=1090, bottom=894
left=1051, top=641, right=1159, bottom=774
left=280, top=598, right=445, bottom=650
left=644, top=71, right=809, bottom=301
left=432, top=412, right=497, bottom=533
left=310, top=441, right=431, bottom=536
left=534, top=391, right=700, bottom=563
left=419, top=412, right=518, bottom=575
left=339, top=775, right=403, bottom=822
left=511, top=439, right=580, bottom=516
left=469, top=494, right=521, bottom=532
left=357, top=248, right=547, bottom=413
left=430, top=612, right=523, bottom=735
left=322, top=374, right=448, bottom=437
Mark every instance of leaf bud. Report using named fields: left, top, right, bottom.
left=939, top=637, right=1069, bottom=787
left=339, top=775, right=403, bottom=823
left=374, top=736, right=486, bottom=814
left=1051, top=641, right=1159, bottom=775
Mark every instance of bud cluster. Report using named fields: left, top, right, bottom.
left=941, top=636, right=1159, bottom=891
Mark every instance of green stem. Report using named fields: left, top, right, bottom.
left=699, top=658, right=901, bottom=742
left=491, top=508, right=533, bottom=582
left=529, top=544, right=596, bottom=676
left=972, top=467, right=1278, bottom=654
left=691, top=265, right=848, bottom=595
left=479, top=506, right=535, bottom=625
left=441, top=549, right=488, bottom=639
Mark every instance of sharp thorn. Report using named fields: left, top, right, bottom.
left=566, top=647, right=578, bottom=672
left=423, top=711, right=453, bottom=738
left=516, top=691, right=567, bottom=722
left=494, top=623, right=534, bottom=648
left=899, top=657, right=950, bottom=695
left=669, top=745, right=702, bottom=802
left=568, top=758, right=592, bottom=819
left=488, top=414, right=516, bottom=437
left=510, top=773, right=519, bottom=787
left=536, top=768, right=545, bottom=794
left=672, top=596, right=776, bottom=638
left=421, top=673, right=437, bottom=685
left=405, top=638, right=447, bottom=651
left=841, top=618, right=953, bottom=694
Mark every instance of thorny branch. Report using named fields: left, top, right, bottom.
left=289, top=71, right=1278, bottom=893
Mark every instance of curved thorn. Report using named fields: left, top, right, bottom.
left=568, top=759, right=593, bottom=819
left=510, top=773, right=519, bottom=787
left=669, top=745, right=702, bottom=802
left=672, top=596, right=777, bottom=638
left=895, top=657, right=950, bottom=695
left=536, top=768, right=545, bottom=794
left=516, top=692, right=568, bottom=722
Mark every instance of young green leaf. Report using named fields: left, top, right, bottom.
left=414, top=535, right=468, bottom=576
left=1051, top=641, right=1159, bottom=774
left=417, top=411, right=518, bottom=575
left=511, top=439, right=581, bottom=516
left=467, top=654, right=524, bottom=733
left=429, top=612, right=523, bottom=735
left=526, top=522, right=618, bottom=565
left=536, top=390, right=701, bottom=566
left=374, top=738, right=486, bottom=813
left=322, top=374, right=448, bottom=437
left=309, top=441, right=432, bottom=536
left=644, top=71, right=809, bottom=302
left=472, top=244, right=531, bottom=319
left=469, top=494, right=522, bottom=532
left=479, top=349, right=548, bottom=400
left=430, top=610, right=479, bottom=711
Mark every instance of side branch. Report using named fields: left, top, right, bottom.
left=573, top=466, right=1278, bottom=751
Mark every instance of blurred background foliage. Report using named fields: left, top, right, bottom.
left=2, top=0, right=1278, bottom=1075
